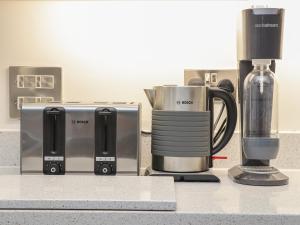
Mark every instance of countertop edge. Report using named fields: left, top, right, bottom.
left=0, top=210, right=299, bottom=225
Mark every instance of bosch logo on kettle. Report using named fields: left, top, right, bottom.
left=176, top=100, right=193, bottom=105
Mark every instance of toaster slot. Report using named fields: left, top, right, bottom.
left=43, top=107, right=65, bottom=175
left=95, top=107, right=117, bottom=175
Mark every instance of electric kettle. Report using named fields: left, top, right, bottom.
left=144, top=85, right=237, bottom=172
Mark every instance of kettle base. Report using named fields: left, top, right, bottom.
left=145, top=167, right=220, bottom=182
left=152, top=155, right=210, bottom=173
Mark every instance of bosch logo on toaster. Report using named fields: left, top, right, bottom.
left=71, top=120, right=89, bottom=124
left=176, top=100, right=193, bottom=105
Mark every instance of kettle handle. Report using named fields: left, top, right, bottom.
left=208, top=87, right=237, bottom=155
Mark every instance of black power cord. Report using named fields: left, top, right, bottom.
left=213, top=79, right=235, bottom=145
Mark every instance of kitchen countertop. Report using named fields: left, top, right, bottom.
left=0, top=168, right=299, bottom=225
left=0, top=175, right=176, bottom=211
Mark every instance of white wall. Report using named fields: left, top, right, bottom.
left=0, top=0, right=299, bottom=131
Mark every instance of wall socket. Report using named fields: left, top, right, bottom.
left=184, top=69, right=238, bottom=99
left=9, top=66, right=62, bottom=118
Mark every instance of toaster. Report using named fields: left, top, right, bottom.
left=20, top=102, right=141, bottom=175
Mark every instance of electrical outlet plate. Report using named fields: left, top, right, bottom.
left=9, top=66, right=62, bottom=118
left=184, top=69, right=238, bottom=100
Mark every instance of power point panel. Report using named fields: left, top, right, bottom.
left=184, top=69, right=238, bottom=100
left=9, top=66, right=62, bottom=118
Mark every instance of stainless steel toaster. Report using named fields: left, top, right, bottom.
left=20, top=102, right=141, bottom=175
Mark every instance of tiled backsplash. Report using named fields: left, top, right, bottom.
left=1, top=131, right=299, bottom=170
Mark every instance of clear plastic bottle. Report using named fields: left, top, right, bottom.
left=242, top=59, right=279, bottom=160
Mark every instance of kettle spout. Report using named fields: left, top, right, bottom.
left=144, top=89, right=155, bottom=107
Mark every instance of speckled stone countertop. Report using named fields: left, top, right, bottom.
left=0, top=169, right=299, bottom=225
left=0, top=174, right=176, bottom=211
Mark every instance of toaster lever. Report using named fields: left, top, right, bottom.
left=46, top=110, right=61, bottom=115
left=97, top=111, right=112, bottom=115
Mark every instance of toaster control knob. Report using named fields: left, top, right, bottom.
left=100, top=164, right=111, bottom=175
left=49, top=164, right=60, bottom=174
